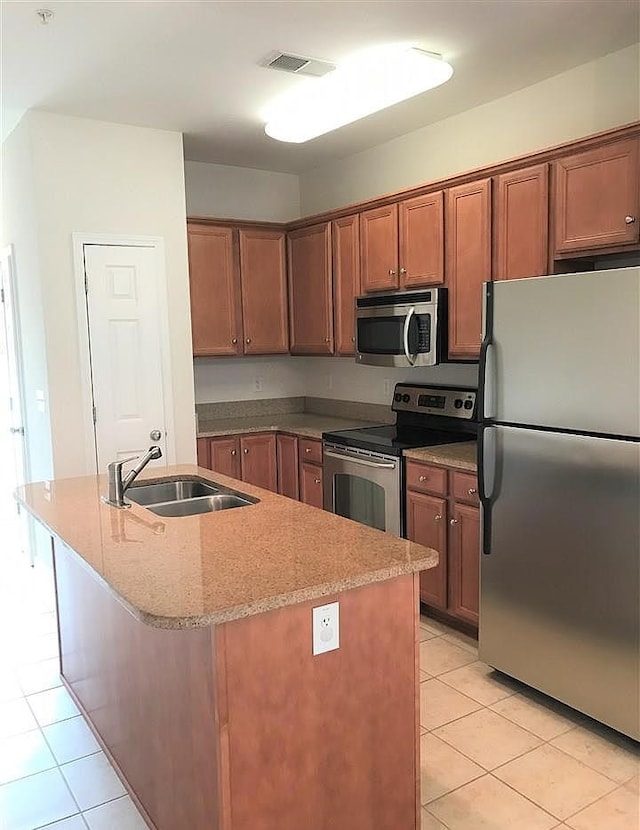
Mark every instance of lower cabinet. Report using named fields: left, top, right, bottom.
left=198, top=432, right=324, bottom=506
left=406, top=462, right=479, bottom=628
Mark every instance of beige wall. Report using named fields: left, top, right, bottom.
left=184, top=160, right=300, bottom=222
left=3, top=112, right=196, bottom=479
left=300, top=44, right=640, bottom=215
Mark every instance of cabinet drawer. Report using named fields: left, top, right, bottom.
left=299, top=438, right=323, bottom=465
left=405, top=461, right=447, bottom=496
left=451, top=471, right=479, bottom=506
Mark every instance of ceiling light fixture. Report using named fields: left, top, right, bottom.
left=263, top=45, right=453, bottom=144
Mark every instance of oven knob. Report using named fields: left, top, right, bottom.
left=402, top=394, right=410, bottom=403
left=394, top=393, right=402, bottom=402
left=464, top=400, right=473, bottom=410
left=454, top=399, right=463, bottom=409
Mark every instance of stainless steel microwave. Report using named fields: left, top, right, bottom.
left=355, top=288, right=446, bottom=367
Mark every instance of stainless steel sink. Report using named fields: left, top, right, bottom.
left=125, top=476, right=258, bottom=516
left=146, top=494, right=253, bottom=517
left=127, top=479, right=220, bottom=506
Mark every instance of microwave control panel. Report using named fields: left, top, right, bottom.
left=392, top=384, right=477, bottom=419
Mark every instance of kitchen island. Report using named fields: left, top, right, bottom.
left=17, top=465, right=438, bottom=830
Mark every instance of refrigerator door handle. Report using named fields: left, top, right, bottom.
left=478, top=425, right=498, bottom=555
left=478, top=281, right=496, bottom=420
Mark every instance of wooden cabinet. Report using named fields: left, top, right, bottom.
left=196, top=438, right=210, bottom=469
left=406, top=461, right=479, bottom=629
left=188, top=224, right=241, bottom=357
left=240, top=433, right=278, bottom=492
left=332, top=215, right=360, bottom=355
left=360, top=193, right=444, bottom=292
left=494, top=164, right=549, bottom=281
left=276, top=433, right=299, bottom=500
left=298, top=438, right=323, bottom=509
left=209, top=436, right=241, bottom=479
left=553, top=138, right=640, bottom=254
left=288, top=223, right=334, bottom=355
left=446, top=179, right=492, bottom=359
left=238, top=229, right=288, bottom=354
left=188, top=222, right=288, bottom=357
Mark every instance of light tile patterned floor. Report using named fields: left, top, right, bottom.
left=0, top=537, right=638, bottom=829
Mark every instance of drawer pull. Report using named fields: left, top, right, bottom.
left=468, top=487, right=477, bottom=495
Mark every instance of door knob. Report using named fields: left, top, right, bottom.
left=625, top=216, right=636, bottom=224
left=149, top=429, right=161, bottom=441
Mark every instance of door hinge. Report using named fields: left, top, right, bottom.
left=92, top=406, right=97, bottom=424
left=0, top=286, right=4, bottom=304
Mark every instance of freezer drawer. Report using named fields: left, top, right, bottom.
left=479, top=425, right=640, bottom=739
left=483, top=267, right=640, bottom=438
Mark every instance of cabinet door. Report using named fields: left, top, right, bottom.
left=494, top=165, right=549, bottom=281
left=238, top=229, right=289, bottom=354
left=276, top=433, right=299, bottom=500
left=449, top=503, right=480, bottom=625
left=332, top=215, right=360, bottom=355
left=553, top=138, right=640, bottom=253
left=446, top=179, right=492, bottom=359
left=406, top=490, right=447, bottom=610
left=240, top=433, right=278, bottom=492
left=288, top=224, right=333, bottom=355
left=210, top=436, right=241, bottom=479
left=360, top=204, right=399, bottom=292
left=300, top=462, right=323, bottom=509
left=187, top=224, right=242, bottom=357
left=196, top=438, right=211, bottom=469
left=399, top=191, right=444, bottom=287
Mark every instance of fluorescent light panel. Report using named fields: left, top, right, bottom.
left=264, top=45, right=453, bottom=143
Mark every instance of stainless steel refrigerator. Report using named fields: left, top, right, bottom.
left=478, top=266, right=639, bottom=740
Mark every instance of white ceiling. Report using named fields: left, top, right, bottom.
left=2, top=1, right=639, bottom=173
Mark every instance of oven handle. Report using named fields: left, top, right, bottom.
left=403, top=307, right=416, bottom=366
left=323, top=450, right=397, bottom=469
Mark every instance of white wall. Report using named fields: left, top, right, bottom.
left=184, top=161, right=300, bottom=222
left=3, top=111, right=196, bottom=479
left=300, top=44, right=640, bottom=214
left=194, top=357, right=306, bottom=403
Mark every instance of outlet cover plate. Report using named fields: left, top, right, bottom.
left=312, top=601, right=339, bottom=655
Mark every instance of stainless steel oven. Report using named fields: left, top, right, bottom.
left=355, top=288, right=446, bottom=367
left=322, top=444, right=401, bottom=536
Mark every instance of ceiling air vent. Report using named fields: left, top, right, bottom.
left=262, top=52, right=336, bottom=78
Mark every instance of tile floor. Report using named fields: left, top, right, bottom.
left=0, top=536, right=638, bottom=829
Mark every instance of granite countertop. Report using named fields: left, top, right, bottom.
left=17, top=465, right=437, bottom=630
left=197, top=413, right=380, bottom=440
left=404, top=442, right=478, bottom=472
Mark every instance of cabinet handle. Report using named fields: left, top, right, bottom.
left=324, top=337, right=330, bottom=342
left=450, top=518, right=458, bottom=525
left=314, top=478, right=321, bottom=485
left=434, top=513, right=442, bottom=522
left=399, top=267, right=407, bottom=275
left=388, top=269, right=396, bottom=276
left=243, top=448, right=249, bottom=454
left=232, top=338, right=238, bottom=344
left=468, top=487, right=477, bottom=495
left=245, top=338, right=251, bottom=344
left=305, top=447, right=312, bottom=453
left=419, top=475, right=428, bottom=482
left=625, top=216, right=636, bottom=224
left=230, top=449, right=237, bottom=456
left=351, top=336, right=355, bottom=342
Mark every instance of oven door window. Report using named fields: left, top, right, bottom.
left=334, top=473, right=386, bottom=531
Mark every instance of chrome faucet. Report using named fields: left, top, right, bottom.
left=103, top=446, right=162, bottom=508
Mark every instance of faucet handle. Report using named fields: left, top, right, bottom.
left=108, top=456, right=137, bottom=472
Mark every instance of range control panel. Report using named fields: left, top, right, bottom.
left=391, top=384, right=477, bottom=419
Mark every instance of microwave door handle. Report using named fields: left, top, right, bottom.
left=403, top=306, right=416, bottom=366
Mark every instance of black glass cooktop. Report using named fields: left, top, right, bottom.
left=322, top=424, right=472, bottom=457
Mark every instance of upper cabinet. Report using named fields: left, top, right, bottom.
left=553, top=138, right=640, bottom=255
left=188, top=224, right=241, bottom=357
left=288, top=223, right=334, bottom=355
left=494, top=164, right=549, bottom=281
left=238, top=229, right=288, bottom=354
left=332, top=214, right=360, bottom=355
left=360, top=193, right=444, bottom=293
left=446, top=179, right=492, bottom=359
left=187, top=222, right=288, bottom=357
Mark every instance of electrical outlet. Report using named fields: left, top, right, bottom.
left=253, top=376, right=264, bottom=392
left=312, top=601, right=339, bottom=655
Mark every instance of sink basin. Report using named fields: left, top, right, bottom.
left=124, top=476, right=258, bottom=517
left=127, top=479, right=219, bottom=506
left=146, top=494, right=253, bottom=517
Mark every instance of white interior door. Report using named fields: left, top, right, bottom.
left=84, top=244, right=168, bottom=473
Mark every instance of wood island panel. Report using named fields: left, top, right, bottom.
left=219, top=574, right=420, bottom=830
